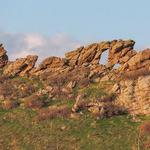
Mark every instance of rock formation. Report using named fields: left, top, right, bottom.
left=3, top=39, right=149, bottom=78
left=33, top=56, right=69, bottom=76
left=3, top=55, right=38, bottom=77
left=65, top=39, right=136, bottom=67
left=113, top=76, right=150, bottom=115
left=120, top=49, right=150, bottom=71
left=1, top=39, right=150, bottom=116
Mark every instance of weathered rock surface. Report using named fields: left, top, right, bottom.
left=3, top=55, right=38, bottom=77
left=108, top=40, right=136, bottom=67
left=65, top=39, right=136, bottom=67
left=120, top=49, right=150, bottom=71
left=0, top=44, right=8, bottom=68
left=33, top=56, right=68, bottom=75
left=115, top=76, right=150, bottom=115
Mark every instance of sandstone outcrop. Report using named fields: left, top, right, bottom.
left=120, top=49, right=150, bottom=71
left=107, top=40, right=136, bottom=67
left=2, top=39, right=150, bottom=78
left=3, top=55, right=38, bottom=77
left=33, top=56, right=68, bottom=75
left=65, top=39, right=136, bottom=67
left=0, top=44, right=8, bottom=68
left=114, top=76, right=150, bottom=115
left=31, top=39, right=137, bottom=87
left=1, top=39, right=150, bottom=116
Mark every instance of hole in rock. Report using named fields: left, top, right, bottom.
left=113, top=63, right=121, bottom=69
left=99, top=50, right=109, bottom=65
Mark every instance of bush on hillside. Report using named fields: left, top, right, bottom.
left=22, top=95, right=45, bottom=109
left=36, top=105, right=70, bottom=121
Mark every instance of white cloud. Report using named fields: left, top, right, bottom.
left=24, top=33, right=46, bottom=49
left=0, top=31, right=82, bottom=63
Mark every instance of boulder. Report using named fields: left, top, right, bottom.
left=66, top=81, right=76, bottom=89
left=33, top=56, right=68, bottom=75
left=72, top=94, right=87, bottom=112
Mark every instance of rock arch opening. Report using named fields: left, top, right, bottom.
left=113, top=63, right=121, bottom=69
left=99, top=50, right=109, bottom=65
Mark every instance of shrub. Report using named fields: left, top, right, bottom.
left=23, top=95, right=44, bottom=109
left=138, top=121, right=150, bottom=149
left=37, top=105, right=70, bottom=121
left=0, top=75, right=8, bottom=83
left=72, top=99, right=89, bottom=112
left=97, top=93, right=116, bottom=102
left=90, top=103, right=126, bottom=118
left=139, top=121, right=150, bottom=136
left=102, top=103, right=126, bottom=118
left=78, top=78, right=91, bottom=87
left=57, top=105, right=70, bottom=117
left=2, top=100, right=18, bottom=110
left=0, top=78, right=37, bottom=100
left=122, top=67, right=150, bottom=80
left=37, top=107, right=58, bottom=120
left=47, top=74, right=67, bottom=87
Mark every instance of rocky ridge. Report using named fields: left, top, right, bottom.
left=0, top=39, right=150, bottom=117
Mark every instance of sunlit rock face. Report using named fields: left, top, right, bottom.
left=115, top=76, right=150, bottom=115
left=65, top=39, right=136, bottom=67
left=3, top=55, right=38, bottom=77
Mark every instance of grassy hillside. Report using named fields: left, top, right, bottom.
left=1, top=75, right=150, bottom=150
left=0, top=107, right=148, bottom=150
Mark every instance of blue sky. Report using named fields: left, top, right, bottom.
left=0, top=0, right=150, bottom=61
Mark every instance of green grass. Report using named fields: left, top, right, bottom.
left=0, top=78, right=146, bottom=150
left=82, top=86, right=108, bottom=98
left=80, top=81, right=115, bottom=101
left=0, top=107, right=147, bottom=150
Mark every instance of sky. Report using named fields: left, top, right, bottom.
left=0, top=0, right=150, bottom=62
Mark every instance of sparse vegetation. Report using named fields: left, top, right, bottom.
left=36, top=105, right=70, bottom=121
left=0, top=107, right=148, bottom=150
left=22, top=94, right=45, bottom=109
left=121, top=67, right=150, bottom=80
left=137, top=121, right=150, bottom=150
left=80, top=81, right=115, bottom=101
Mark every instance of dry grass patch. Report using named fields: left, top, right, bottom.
left=122, top=67, right=150, bottom=80
left=22, top=95, right=45, bottom=109
left=36, top=105, right=70, bottom=121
